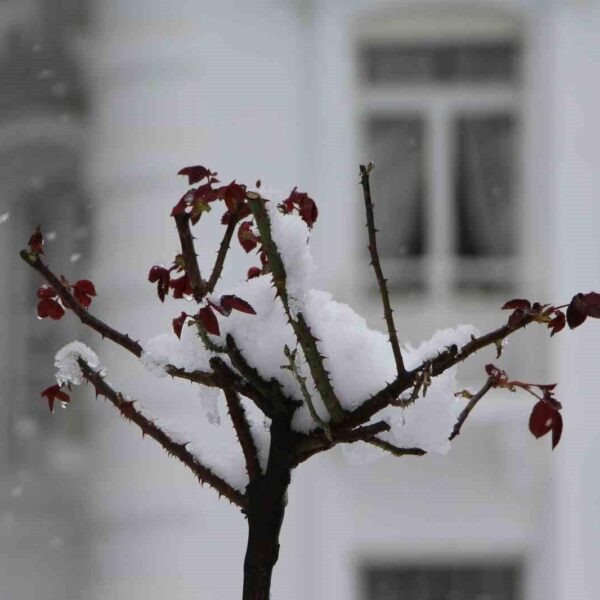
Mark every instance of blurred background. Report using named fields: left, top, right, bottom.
left=1, top=1, right=599, bottom=599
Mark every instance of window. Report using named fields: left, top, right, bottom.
left=359, top=11, right=523, bottom=296
left=363, top=562, right=522, bottom=600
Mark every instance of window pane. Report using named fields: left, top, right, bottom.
left=366, top=117, right=426, bottom=290
left=363, top=563, right=522, bottom=600
left=362, top=42, right=520, bottom=85
left=454, top=115, right=516, bottom=258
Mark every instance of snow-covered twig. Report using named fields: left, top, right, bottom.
left=248, top=194, right=345, bottom=422
left=77, top=358, right=247, bottom=509
left=343, top=315, right=536, bottom=429
left=212, top=358, right=261, bottom=480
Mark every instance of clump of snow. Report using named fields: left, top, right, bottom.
left=54, top=341, right=102, bottom=386
left=302, top=289, right=397, bottom=412
left=388, top=369, right=461, bottom=454
left=141, top=324, right=212, bottom=376
left=188, top=442, right=248, bottom=493
left=402, top=325, right=480, bottom=370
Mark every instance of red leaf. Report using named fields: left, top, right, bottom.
left=298, top=195, right=318, bottom=227
left=193, top=183, right=217, bottom=204
left=581, top=292, right=600, bottom=318
left=220, top=295, right=256, bottom=315
left=502, top=299, right=531, bottom=310
left=548, top=310, right=566, bottom=336
left=41, top=384, right=70, bottom=413
left=218, top=181, right=247, bottom=214
left=28, top=226, right=44, bottom=255
left=567, top=293, right=588, bottom=329
left=198, top=306, right=220, bottom=336
left=37, top=285, right=57, bottom=300
left=170, top=273, right=193, bottom=299
left=172, top=312, right=188, bottom=339
left=72, top=279, right=96, bottom=308
left=529, top=401, right=563, bottom=449
left=37, top=298, right=65, bottom=320
left=148, top=266, right=171, bottom=302
left=280, top=188, right=319, bottom=227
left=247, top=267, right=261, bottom=280
left=178, top=165, right=216, bottom=185
left=238, top=221, right=259, bottom=253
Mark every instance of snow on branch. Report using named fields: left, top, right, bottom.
left=77, top=358, right=247, bottom=509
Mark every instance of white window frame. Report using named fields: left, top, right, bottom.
left=357, top=12, right=525, bottom=302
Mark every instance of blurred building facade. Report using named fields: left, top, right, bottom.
left=2, top=1, right=600, bottom=599
left=0, top=1, right=93, bottom=598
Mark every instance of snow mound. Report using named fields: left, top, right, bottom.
left=55, top=341, right=102, bottom=386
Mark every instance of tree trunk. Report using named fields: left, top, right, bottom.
left=242, top=416, right=293, bottom=600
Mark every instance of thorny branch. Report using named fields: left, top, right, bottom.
left=450, top=377, right=495, bottom=440
left=173, top=212, right=207, bottom=302
left=20, top=250, right=144, bottom=357
left=360, top=163, right=406, bottom=377
left=207, top=214, right=239, bottom=294
left=366, top=437, right=426, bottom=458
left=78, top=358, right=247, bottom=509
left=248, top=194, right=345, bottom=423
left=212, top=357, right=261, bottom=480
left=343, top=315, right=535, bottom=430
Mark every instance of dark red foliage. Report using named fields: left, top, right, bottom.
left=502, top=298, right=568, bottom=336
left=485, top=363, right=563, bottom=448
left=198, top=305, right=220, bottom=336
left=548, top=310, right=566, bottom=336
left=41, top=384, right=70, bottom=413
left=502, top=299, right=531, bottom=311
left=247, top=267, right=261, bottom=280
left=72, top=279, right=96, bottom=308
left=178, top=165, right=217, bottom=185
left=28, top=226, right=44, bottom=255
left=238, top=221, right=259, bottom=253
left=37, top=285, right=56, bottom=300
left=529, top=400, right=563, bottom=449
left=37, top=297, right=65, bottom=320
left=567, top=292, right=600, bottom=329
left=172, top=312, right=188, bottom=339
left=217, top=181, right=247, bottom=215
left=170, top=273, right=193, bottom=299
left=220, top=295, right=256, bottom=315
left=148, top=265, right=171, bottom=302
left=280, top=187, right=318, bottom=228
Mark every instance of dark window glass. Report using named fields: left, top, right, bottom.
left=362, top=42, right=520, bottom=85
left=454, top=115, right=516, bottom=258
left=363, top=563, right=522, bottom=600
